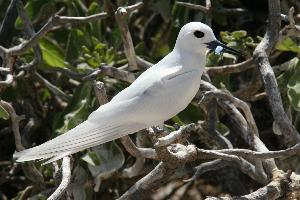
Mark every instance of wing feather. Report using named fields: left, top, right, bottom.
left=14, top=61, right=186, bottom=163
left=14, top=98, right=144, bottom=163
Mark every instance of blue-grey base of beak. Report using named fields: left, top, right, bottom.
left=206, top=40, right=243, bottom=56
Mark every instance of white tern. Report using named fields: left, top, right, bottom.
left=14, top=22, right=240, bottom=164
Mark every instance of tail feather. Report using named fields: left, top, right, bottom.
left=13, top=120, right=142, bottom=163
left=41, top=152, right=72, bottom=165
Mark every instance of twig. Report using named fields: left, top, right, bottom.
left=92, top=81, right=108, bottom=105
left=101, top=64, right=135, bottom=83
left=16, top=0, right=42, bottom=72
left=176, top=1, right=248, bottom=15
left=238, top=170, right=291, bottom=200
left=121, top=154, right=145, bottom=178
left=118, top=140, right=197, bottom=199
left=120, top=136, right=157, bottom=159
left=122, top=133, right=148, bottom=178
left=34, top=72, right=71, bottom=102
left=0, top=10, right=108, bottom=57
left=205, top=0, right=212, bottom=26
left=54, top=13, right=108, bottom=24
left=0, top=100, right=45, bottom=186
left=185, top=157, right=267, bottom=185
left=48, top=156, right=72, bottom=200
left=278, top=6, right=300, bottom=46
left=0, top=74, right=13, bottom=87
left=206, top=58, right=255, bottom=76
left=48, top=63, right=136, bottom=83
left=118, top=162, right=171, bottom=200
left=137, top=56, right=153, bottom=69
left=176, top=1, right=208, bottom=13
left=196, top=148, right=243, bottom=162
left=184, top=159, right=227, bottom=182
left=0, top=57, right=14, bottom=88
left=0, top=100, right=25, bottom=151
left=155, top=124, right=196, bottom=147
left=201, top=96, right=233, bottom=149
left=233, top=70, right=262, bottom=100
left=253, top=0, right=300, bottom=145
left=114, top=2, right=143, bottom=71
left=212, top=143, right=300, bottom=160
left=199, top=81, right=274, bottom=178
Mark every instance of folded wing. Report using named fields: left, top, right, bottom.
left=14, top=64, right=184, bottom=164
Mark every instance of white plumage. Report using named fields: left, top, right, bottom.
left=14, top=22, right=237, bottom=164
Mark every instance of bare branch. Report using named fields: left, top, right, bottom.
left=34, top=72, right=71, bottom=102
left=118, top=162, right=170, bottom=200
left=0, top=100, right=25, bottom=151
left=253, top=0, right=300, bottom=145
left=205, top=0, right=212, bottom=26
left=176, top=1, right=248, bottom=15
left=238, top=170, right=291, bottom=200
left=120, top=136, right=157, bottom=159
left=93, top=81, right=108, bottom=105
left=114, top=2, right=143, bottom=71
left=199, top=81, right=276, bottom=177
left=176, top=1, right=208, bottom=13
left=2, top=11, right=108, bottom=57
left=206, top=58, right=255, bottom=76
left=0, top=100, right=45, bottom=186
left=16, top=0, right=42, bottom=72
left=49, top=63, right=136, bottom=83
left=0, top=74, right=13, bottom=87
left=212, top=143, right=300, bottom=160
left=48, top=156, right=72, bottom=200
left=55, top=12, right=108, bottom=24
left=137, top=56, right=153, bottom=70
left=122, top=132, right=148, bottom=178
left=155, top=124, right=196, bottom=147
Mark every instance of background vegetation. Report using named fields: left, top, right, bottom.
left=0, top=0, right=300, bottom=199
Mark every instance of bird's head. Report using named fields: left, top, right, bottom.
left=175, top=22, right=241, bottom=56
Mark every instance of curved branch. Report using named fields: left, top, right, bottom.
left=48, top=156, right=72, bottom=200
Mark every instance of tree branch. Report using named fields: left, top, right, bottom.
left=253, top=0, right=300, bottom=145
left=48, top=156, right=72, bottom=200
left=114, top=2, right=143, bottom=71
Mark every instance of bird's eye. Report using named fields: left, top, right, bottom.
left=194, top=30, right=205, bottom=38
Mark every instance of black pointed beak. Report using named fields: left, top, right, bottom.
left=206, top=40, right=242, bottom=56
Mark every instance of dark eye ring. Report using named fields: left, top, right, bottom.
left=194, top=30, right=205, bottom=38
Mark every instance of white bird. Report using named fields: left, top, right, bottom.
left=14, top=22, right=240, bottom=164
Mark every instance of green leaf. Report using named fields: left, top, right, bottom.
left=88, top=2, right=100, bottom=15
left=81, top=151, right=101, bottom=166
left=232, top=30, right=247, bottom=39
left=287, top=58, right=300, bottom=111
left=87, top=141, right=125, bottom=178
left=171, top=115, right=184, bottom=125
left=69, top=166, right=90, bottom=200
left=54, top=82, right=95, bottom=135
left=39, top=38, right=66, bottom=68
left=287, top=84, right=300, bottom=111
left=206, top=52, right=222, bottom=67
left=220, top=31, right=233, bottom=43
left=0, top=104, right=9, bottom=120
left=276, top=37, right=300, bottom=53
left=65, top=29, right=83, bottom=61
